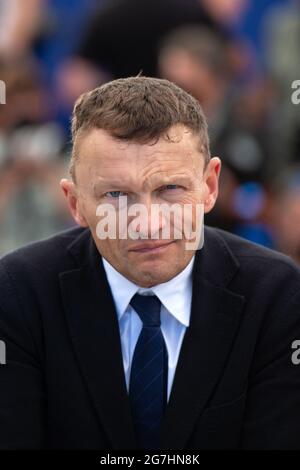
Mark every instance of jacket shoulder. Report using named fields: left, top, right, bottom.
left=0, top=225, right=87, bottom=276
left=206, top=226, right=300, bottom=284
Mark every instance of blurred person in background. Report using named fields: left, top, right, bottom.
left=270, top=165, right=300, bottom=265
left=263, top=0, right=300, bottom=164
left=158, top=26, right=238, bottom=145
left=56, top=0, right=233, bottom=108
left=34, top=0, right=101, bottom=132
left=0, top=0, right=103, bottom=255
left=0, top=0, right=101, bottom=134
left=76, top=0, right=225, bottom=77
left=0, top=58, right=71, bottom=256
left=70, top=0, right=276, bottom=89
left=0, top=0, right=43, bottom=62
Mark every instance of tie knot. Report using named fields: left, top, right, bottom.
left=130, top=293, right=161, bottom=327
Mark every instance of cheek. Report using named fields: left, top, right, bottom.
left=78, top=196, right=94, bottom=218
left=180, top=191, right=203, bottom=205
left=93, top=237, right=125, bottom=266
left=171, top=193, right=203, bottom=221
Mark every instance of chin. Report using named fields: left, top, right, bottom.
left=133, top=267, right=176, bottom=286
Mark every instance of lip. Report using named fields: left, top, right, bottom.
left=129, top=240, right=176, bottom=253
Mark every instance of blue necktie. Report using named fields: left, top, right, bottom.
left=129, top=293, right=168, bottom=450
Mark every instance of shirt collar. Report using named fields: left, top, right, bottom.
left=102, top=255, right=195, bottom=327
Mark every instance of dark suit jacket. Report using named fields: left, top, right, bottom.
left=1, top=225, right=300, bottom=450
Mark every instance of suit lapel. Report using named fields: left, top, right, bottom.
left=59, top=230, right=137, bottom=449
left=161, top=227, right=246, bottom=449
left=59, top=227, right=245, bottom=450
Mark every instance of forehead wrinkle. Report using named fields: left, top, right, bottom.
left=77, top=127, right=204, bottom=190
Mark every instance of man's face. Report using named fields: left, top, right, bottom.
left=61, top=124, right=221, bottom=287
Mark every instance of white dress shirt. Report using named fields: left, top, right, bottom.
left=102, top=255, right=195, bottom=402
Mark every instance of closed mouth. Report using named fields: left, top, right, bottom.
left=129, top=240, right=176, bottom=253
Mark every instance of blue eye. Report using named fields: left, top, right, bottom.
left=163, top=184, right=180, bottom=190
left=105, top=191, right=126, bottom=198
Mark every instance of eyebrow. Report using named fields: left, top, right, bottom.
left=146, top=175, right=194, bottom=189
left=92, top=180, right=133, bottom=196
left=92, top=174, right=194, bottom=194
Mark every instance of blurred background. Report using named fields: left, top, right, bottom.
left=0, top=0, right=299, bottom=263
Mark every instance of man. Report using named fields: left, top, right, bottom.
left=75, top=0, right=223, bottom=78
left=1, top=76, right=300, bottom=450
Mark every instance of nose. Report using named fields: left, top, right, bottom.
left=128, top=194, right=167, bottom=240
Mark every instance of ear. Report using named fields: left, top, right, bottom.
left=60, top=178, right=88, bottom=227
left=203, top=157, right=221, bottom=213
